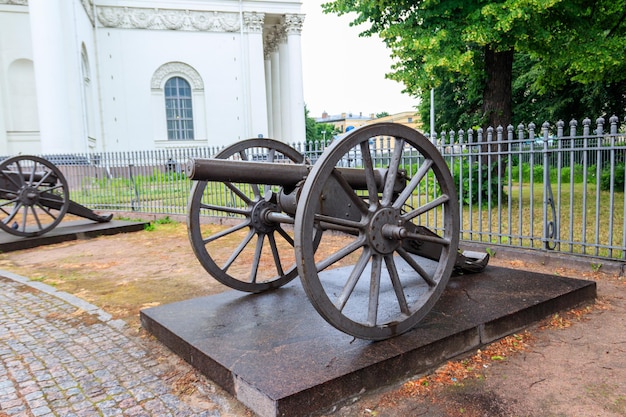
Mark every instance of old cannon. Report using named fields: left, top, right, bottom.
left=0, top=155, right=112, bottom=237
left=185, top=123, right=488, bottom=340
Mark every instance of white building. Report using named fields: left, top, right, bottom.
left=0, top=0, right=306, bottom=155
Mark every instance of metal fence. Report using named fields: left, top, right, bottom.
left=25, top=115, right=626, bottom=261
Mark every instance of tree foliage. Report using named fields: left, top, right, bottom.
left=323, top=0, right=626, bottom=130
left=305, top=106, right=338, bottom=143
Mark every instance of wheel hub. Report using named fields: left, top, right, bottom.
left=19, top=186, right=40, bottom=206
left=250, top=198, right=280, bottom=234
left=367, top=207, right=402, bottom=254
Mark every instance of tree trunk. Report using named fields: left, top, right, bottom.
left=481, top=45, right=513, bottom=186
left=483, top=46, right=514, bottom=130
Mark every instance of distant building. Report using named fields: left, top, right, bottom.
left=315, top=110, right=421, bottom=143
left=0, top=0, right=306, bottom=155
left=316, top=111, right=375, bottom=135
left=364, top=110, right=422, bottom=148
left=365, top=111, right=421, bottom=130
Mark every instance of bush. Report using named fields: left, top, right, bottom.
left=600, top=163, right=625, bottom=192
left=451, top=161, right=501, bottom=206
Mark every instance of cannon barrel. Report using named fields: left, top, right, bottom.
left=185, top=157, right=392, bottom=190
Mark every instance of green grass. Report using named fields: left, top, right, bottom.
left=69, top=169, right=625, bottom=260
left=456, top=181, right=624, bottom=259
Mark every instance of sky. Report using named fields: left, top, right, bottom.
left=300, top=0, right=419, bottom=118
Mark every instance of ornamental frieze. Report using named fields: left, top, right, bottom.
left=96, top=7, right=241, bottom=32
left=0, top=0, right=28, bottom=5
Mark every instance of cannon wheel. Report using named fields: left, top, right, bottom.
left=0, top=155, right=70, bottom=237
left=188, top=138, right=308, bottom=293
left=295, top=123, right=460, bottom=340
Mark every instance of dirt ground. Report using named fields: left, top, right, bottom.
left=1, top=217, right=625, bottom=417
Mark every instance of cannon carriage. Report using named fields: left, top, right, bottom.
left=186, top=123, right=488, bottom=340
left=0, top=155, right=112, bottom=237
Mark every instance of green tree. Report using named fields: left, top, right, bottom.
left=305, top=106, right=337, bottom=143
left=323, top=0, right=626, bottom=131
left=375, top=111, right=390, bottom=118
left=422, top=51, right=626, bottom=131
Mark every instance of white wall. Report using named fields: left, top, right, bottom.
left=0, top=4, right=39, bottom=154
left=96, top=28, right=249, bottom=151
left=0, top=0, right=305, bottom=155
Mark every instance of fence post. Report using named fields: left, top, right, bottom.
left=506, top=124, right=514, bottom=245
left=623, top=116, right=626, bottom=260
left=607, top=115, right=619, bottom=258
left=542, top=121, right=557, bottom=250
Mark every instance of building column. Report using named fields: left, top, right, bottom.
left=265, top=28, right=282, bottom=140
left=28, top=0, right=85, bottom=153
left=0, top=94, right=7, bottom=155
left=242, top=12, right=269, bottom=139
left=264, top=55, right=273, bottom=138
left=277, top=26, right=291, bottom=142
left=283, top=14, right=305, bottom=143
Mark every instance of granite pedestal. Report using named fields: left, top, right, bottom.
left=141, top=265, right=596, bottom=417
left=0, top=219, right=148, bottom=252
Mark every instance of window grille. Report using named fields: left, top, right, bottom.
left=165, top=77, right=194, bottom=140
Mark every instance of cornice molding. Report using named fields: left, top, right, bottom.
left=96, top=6, right=241, bottom=33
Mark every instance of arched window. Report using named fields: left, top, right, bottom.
left=165, top=77, right=194, bottom=140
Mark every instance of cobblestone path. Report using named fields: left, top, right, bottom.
left=0, top=273, right=222, bottom=417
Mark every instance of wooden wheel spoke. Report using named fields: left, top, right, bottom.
left=203, top=220, right=250, bottom=244
left=20, top=205, right=27, bottom=231
left=360, top=141, right=379, bottom=207
left=35, top=202, right=58, bottom=221
left=397, top=247, right=437, bottom=286
left=2, top=202, right=21, bottom=225
left=33, top=169, right=54, bottom=188
left=367, top=255, right=382, bottom=326
left=224, top=182, right=253, bottom=205
left=249, top=233, right=265, bottom=283
left=402, top=194, right=449, bottom=222
left=221, top=228, right=255, bottom=272
left=30, top=206, right=44, bottom=230
left=200, top=202, right=250, bottom=216
left=382, top=138, right=405, bottom=206
left=275, top=226, right=295, bottom=247
left=335, top=247, right=371, bottom=311
left=268, top=233, right=285, bottom=277
left=393, top=159, right=434, bottom=210
left=15, top=163, right=26, bottom=186
left=40, top=183, right=64, bottom=194
left=1, top=171, right=23, bottom=191
left=27, top=162, right=37, bottom=184
left=384, top=255, right=410, bottom=315
left=315, top=236, right=366, bottom=272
